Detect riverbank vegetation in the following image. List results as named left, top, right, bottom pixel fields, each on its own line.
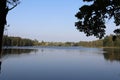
left=3, top=35, right=120, bottom=48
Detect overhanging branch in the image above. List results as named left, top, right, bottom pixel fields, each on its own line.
left=8, top=4, right=17, bottom=11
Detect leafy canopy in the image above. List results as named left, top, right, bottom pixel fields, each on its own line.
left=75, top=0, right=120, bottom=39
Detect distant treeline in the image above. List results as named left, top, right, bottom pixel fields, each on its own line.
left=78, top=35, right=120, bottom=47
left=3, top=35, right=120, bottom=47
left=3, top=35, right=39, bottom=46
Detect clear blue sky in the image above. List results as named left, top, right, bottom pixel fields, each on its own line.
left=5, top=0, right=116, bottom=42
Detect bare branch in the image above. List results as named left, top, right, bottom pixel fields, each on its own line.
left=7, top=0, right=20, bottom=11
left=8, top=4, right=17, bottom=11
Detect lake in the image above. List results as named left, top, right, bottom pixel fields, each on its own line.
left=0, top=46, right=120, bottom=80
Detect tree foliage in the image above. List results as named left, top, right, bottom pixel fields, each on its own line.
left=75, top=0, right=120, bottom=39
left=3, top=35, right=120, bottom=47
left=78, top=35, right=120, bottom=47
left=3, top=35, right=39, bottom=46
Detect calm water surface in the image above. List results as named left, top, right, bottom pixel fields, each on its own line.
left=0, top=46, right=120, bottom=80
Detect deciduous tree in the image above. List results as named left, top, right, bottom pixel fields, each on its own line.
left=75, top=0, right=120, bottom=39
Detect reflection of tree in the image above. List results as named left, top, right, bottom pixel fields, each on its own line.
left=0, top=48, right=38, bottom=74
left=103, top=48, right=120, bottom=62
left=0, top=61, right=1, bottom=73
left=2, top=49, right=37, bottom=55
left=0, top=51, right=2, bottom=74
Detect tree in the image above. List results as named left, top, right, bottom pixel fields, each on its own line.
left=103, top=35, right=114, bottom=47
left=0, top=0, right=20, bottom=52
left=75, top=0, right=120, bottom=39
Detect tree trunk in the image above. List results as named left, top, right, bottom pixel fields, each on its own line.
left=0, top=0, right=8, bottom=53
left=0, top=24, right=4, bottom=53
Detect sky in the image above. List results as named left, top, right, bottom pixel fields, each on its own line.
left=5, top=0, right=116, bottom=42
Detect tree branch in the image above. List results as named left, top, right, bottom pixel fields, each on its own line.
left=8, top=4, right=17, bottom=11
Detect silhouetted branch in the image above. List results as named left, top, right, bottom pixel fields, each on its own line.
left=8, top=4, right=17, bottom=11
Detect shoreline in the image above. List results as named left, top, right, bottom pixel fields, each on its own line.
left=100, top=47, right=120, bottom=49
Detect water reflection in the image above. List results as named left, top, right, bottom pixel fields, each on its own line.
left=0, top=47, right=120, bottom=80
left=0, top=51, right=2, bottom=74
left=0, top=61, right=1, bottom=73
left=2, top=48, right=38, bottom=57
left=0, top=48, right=38, bottom=75
left=1, top=47, right=120, bottom=62
left=103, top=48, right=120, bottom=62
